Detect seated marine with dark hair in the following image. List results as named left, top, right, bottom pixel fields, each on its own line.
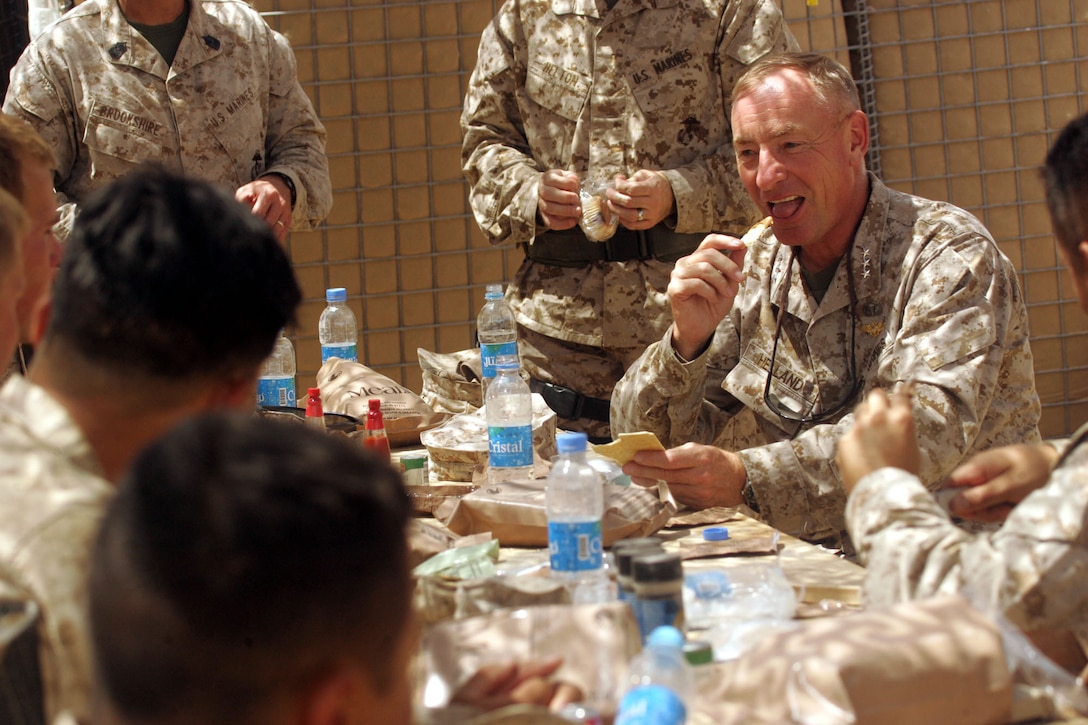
left=0, top=167, right=301, bottom=723
left=90, top=413, right=417, bottom=725
left=89, top=413, right=583, bottom=725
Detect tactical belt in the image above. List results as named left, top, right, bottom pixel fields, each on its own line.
left=524, top=226, right=702, bottom=267
left=529, top=378, right=611, bottom=422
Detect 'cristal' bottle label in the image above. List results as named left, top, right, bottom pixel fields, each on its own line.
left=321, top=342, right=358, bottom=363
left=481, top=340, right=518, bottom=379
left=257, top=377, right=296, bottom=407
left=548, top=520, right=603, bottom=573
left=488, top=424, right=533, bottom=468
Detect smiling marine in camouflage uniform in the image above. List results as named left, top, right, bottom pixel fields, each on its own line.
left=611, top=53, right=1041, bottom=549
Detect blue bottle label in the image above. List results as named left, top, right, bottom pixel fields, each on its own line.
left=488, top=424, right=533, bottom=468
left=633, top=596, right=684, bottom=644
left=257, top=377, right=296, bottom=407
left=481, top=341, right=518, bottom=379
left=615, top=684, right=686, bottom=725
left=321, top=342, right=358, bottom=363
left=548, top=520, right=603, bottom=573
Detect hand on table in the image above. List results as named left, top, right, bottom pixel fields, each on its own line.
left=837, top=387, right=919, bottom=494
left=451, top=657, right=582, bottom=713
left=607, top=169, right=675, bottom=229
left=940, top=442, right=1059, bottom=523
left=666, top=234, right=746, bottom=361
left=622, top=442, right=745, bottom=509
left=237, top=175, right=293, bottom=242
left=537, top=169, right=582, bottom=231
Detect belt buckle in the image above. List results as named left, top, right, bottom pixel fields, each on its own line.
left=603, top=230, right=652, bottom=262
left=543, top=381, right=583, bottom=420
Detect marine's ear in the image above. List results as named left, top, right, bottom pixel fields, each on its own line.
left=1077, top=239, right=1088, bottom=271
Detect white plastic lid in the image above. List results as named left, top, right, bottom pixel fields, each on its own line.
left=556, top=431, right=588, bottom=454
left=326, top=287, right=347, bottom=303
left=484, top=283, right=504, bottom=299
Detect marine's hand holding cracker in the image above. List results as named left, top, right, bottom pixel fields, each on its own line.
left=666, top=218, right=766, bottom=362
left=623, top=442, right=747, bottom=511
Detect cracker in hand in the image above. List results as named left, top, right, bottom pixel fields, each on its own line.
left=591, top=431, right=665, bottom=465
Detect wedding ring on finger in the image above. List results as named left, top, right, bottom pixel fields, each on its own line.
left=275, top=220, right=286, bottom=228
left=637, top=208, right=645, bottom=222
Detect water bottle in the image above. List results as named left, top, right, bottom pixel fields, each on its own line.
left=477, top=283, right=518, bottom=394
left=615, top=626, right=694, bottom=725
left=318, top=287, right=358, bottom=363
left=257, top=329, right=296, bottom=408
left=486, top=357, right=534, bottom=484
left=547, top=431, right=605, bottom=596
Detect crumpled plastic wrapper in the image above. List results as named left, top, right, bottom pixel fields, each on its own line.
left=433, top=478, right=677, bottom=547
left=578, top=178, right=619, bottom=242
left=317, top=358, right=449, bottom=446
left=420, top=602, right=640, bottom=717
left=420, top=394, right=557, bottom=482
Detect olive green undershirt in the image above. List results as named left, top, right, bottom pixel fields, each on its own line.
left=129, top=3, right=190, bottom=67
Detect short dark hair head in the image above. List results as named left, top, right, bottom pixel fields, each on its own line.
left=732, top=52, right=862, bottom=117
left=45, top=167, right=300, bottom=381
left=1043, top=112, right=1088, bottom=261
left=89, top=413, right=413, bottom=725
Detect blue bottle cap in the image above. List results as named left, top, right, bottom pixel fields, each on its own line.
left=556, top=431, right=588, bottom=454
left=702, top=526, right=730, bottom=541
left=647, top=625, right=684, bottom=649
left=326, top=287, right=347, bottom=302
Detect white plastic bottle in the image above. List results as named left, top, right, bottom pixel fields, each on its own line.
left=256, top=330, right=296, bottom=408
left=546, top=431, right=606, bottom=599
left=615, top=626, right=694, bottom=725
left=318, top=287, right=358, bottom=363
left=477, top=283, right=518, bottom=394
left=486, top=357, right=534, bottom=484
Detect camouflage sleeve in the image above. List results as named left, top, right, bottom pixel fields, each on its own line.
left=739, top=230, right=1038, bottom=534
left=16, top=504, right=104, bottom=723
left=610, top=327, right=740, bottom=445
left=262, top=27, right=331, bottom=229
left=846, top=461, right=1088, bottom=636
left=660, top=0, right=798, bottom=234
left=459, top=8, right=543, bottom=247
left=2, top=43, right=81, bottom=237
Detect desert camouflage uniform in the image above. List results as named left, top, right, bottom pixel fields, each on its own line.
left=846, top=425, right=1088, bottom=660
left=611, top=175, right=1041, bottom=542
left=2, top=0, right=331, bottom=236
left=461, top=0, right=797, bottom=438
left=0, top=375, right=111, bottom=724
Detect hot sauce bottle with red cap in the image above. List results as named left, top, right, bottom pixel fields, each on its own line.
left=364, top=398, right=390, bottom=461
left=305, top=387, right=326, bottom=431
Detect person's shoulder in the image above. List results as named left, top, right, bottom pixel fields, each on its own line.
left=24, top=0, right=104, bottom=49
left=880, top=180, right=995, bottom=249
